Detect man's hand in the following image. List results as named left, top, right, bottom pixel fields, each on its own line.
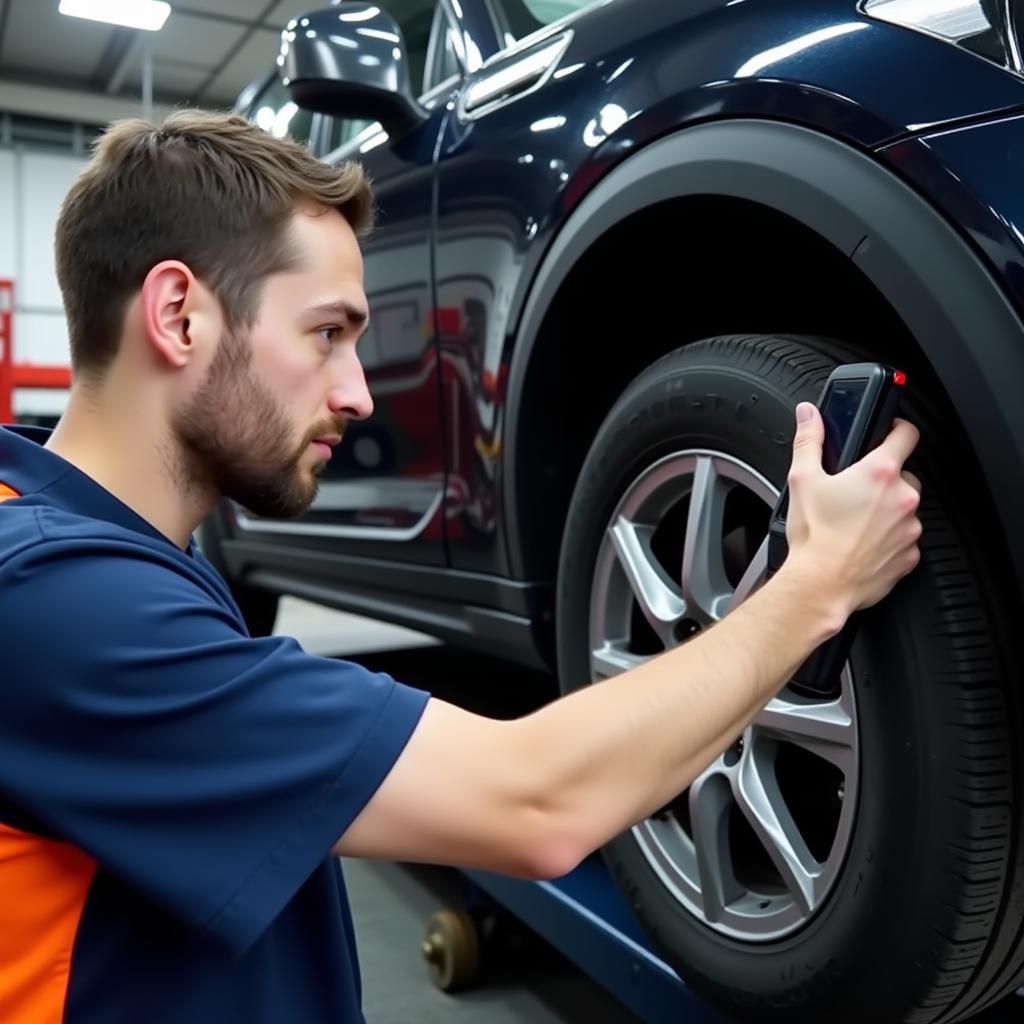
left=783, top=402, right=923, bottom=617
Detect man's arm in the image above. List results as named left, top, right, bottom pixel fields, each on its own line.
left=336, top=406, right=922, bottom=878
left=336, top=560, right=841, bottom=878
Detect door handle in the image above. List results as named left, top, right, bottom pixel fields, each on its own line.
left=458, top=31, right=573, bottom=120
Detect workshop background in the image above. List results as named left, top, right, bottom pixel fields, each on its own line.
left=7, top=1, right=1024, bottom=1023
left=0, top=0, right=295, bottom=422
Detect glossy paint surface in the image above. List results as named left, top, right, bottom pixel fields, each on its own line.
left=434, top=0, right=1024, bottom=575
left=245, top=0, right=1024, bottom=582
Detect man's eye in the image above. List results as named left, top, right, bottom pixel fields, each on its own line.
left=318, top=326, right=343, bottom=346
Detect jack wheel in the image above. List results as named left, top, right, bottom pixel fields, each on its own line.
left=421, top=909, right=482, bottom=992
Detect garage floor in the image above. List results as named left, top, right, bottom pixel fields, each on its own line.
left=275, top=598, right=1024, bottom=1024
left=345, top=858, right=640, bottom=1023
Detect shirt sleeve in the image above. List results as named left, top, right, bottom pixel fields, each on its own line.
left=0, top=532, right=431, bottom=957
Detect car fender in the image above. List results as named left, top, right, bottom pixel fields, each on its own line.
left=503, top=118, right=1024, bottom=590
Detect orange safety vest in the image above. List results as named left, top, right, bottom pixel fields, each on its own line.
left=0, top=479, right=99, bottom=1022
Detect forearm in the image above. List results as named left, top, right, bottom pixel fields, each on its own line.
left=339, top=562, right=854, bottom=878
left=512, top=559, right=845, bottom=866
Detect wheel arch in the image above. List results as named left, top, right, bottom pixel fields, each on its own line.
left=503, top=118, right=1024, bottom=598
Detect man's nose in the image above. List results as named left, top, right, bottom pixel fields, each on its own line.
left=326, top=348, right=373, bottom=422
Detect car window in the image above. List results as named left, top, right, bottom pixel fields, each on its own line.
left=387, top=0, right=438, bottom=94
left=495, top=0, right=598, bottom=39
left=249, top=75, right=316, bottom=147
left=425, top=2, right=462, bottom=90
left=324, top=116, right=380, bottom=154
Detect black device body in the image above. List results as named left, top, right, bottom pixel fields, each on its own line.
left=767, top=363, right=906, bottom=693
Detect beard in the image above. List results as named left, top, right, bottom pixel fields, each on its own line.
left=172, top=327, right=337, bottom=519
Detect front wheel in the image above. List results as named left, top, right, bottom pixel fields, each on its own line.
left=555, top=335, right=1024, bottom=1023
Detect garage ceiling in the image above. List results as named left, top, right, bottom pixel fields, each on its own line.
left=0, top=0, right=315, bottom=118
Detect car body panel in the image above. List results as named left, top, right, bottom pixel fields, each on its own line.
left=878, top=110, right=1024, bottom=318
left=232, top=0, right=1024, bottom=660
left=498, top=115, right=1024, bottom=589
left=433, top=0, right=1024, bottom=577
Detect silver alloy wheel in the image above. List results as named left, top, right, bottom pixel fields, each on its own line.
left=589, top=450, right=859, bottom=942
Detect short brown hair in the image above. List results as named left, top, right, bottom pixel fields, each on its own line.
left=55, top=108, right=374, bottom=377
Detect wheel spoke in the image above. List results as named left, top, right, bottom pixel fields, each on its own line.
left=590, top=449, right=856, bottom=940
left=688, top=771, right=740, bottom=923
left=681, top=457, right=733, bottom=622
left=609, top=516, right=685, bottom=645
left=735, top=747, right=821, bottom=916
left=753, top=693, right=855, bottom=772
left=591, top=642, right=647, bottom=679
left=725, top=536, right=769, bottom=614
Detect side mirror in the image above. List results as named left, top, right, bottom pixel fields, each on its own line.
left=279, top=5, right=427, bottom=139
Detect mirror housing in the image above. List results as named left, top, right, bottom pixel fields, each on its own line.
left=279, top=4, right=427, bottom=139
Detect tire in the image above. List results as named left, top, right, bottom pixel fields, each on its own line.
left=555, top=335, right=1024, bottom=1023
left=196, top=506, right=280, bottom=638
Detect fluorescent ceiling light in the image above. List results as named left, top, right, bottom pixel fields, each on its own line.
left=59, top=0, right=172, bottom=32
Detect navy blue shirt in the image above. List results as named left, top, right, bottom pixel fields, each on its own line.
left=0, top=425, right=430, bottom=1023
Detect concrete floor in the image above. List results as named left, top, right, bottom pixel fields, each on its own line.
left=345, top=858, right=641, bottom=1023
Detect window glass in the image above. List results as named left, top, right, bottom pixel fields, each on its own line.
left=495, top=0, right=598, bottom=39
left=325, top=117, right=380, bottom=154
left=250, top=75, right=315, bottom=147
left=427, top=10, right=462, bottom=88
left=388, top=0, right=438, bottom=94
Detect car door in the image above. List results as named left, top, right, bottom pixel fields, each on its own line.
left=233, top=1, right=463, bottom=570
left=432, top=0, right=599, bottom=576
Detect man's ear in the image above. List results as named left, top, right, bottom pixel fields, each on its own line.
left=140, top=261, right=214, bottom=369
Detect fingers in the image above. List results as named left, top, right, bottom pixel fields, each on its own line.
left=789, top=403, right=824, bottom=476
left=902, top=470, right=922, bottom=494
left=874, top=418, right=920, bottom=467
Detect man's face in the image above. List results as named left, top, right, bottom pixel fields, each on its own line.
left=174, top=207, right=372, bottom=518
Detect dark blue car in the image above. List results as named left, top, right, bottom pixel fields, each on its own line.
left=212, top=2, right=1024, bottom=1020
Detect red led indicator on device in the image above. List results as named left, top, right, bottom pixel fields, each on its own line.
left=894, top=370, right=907, bottom=386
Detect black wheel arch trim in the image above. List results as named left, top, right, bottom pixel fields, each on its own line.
left=503, top=118, right=1024, bottom=593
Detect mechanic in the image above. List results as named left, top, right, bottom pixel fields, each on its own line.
left=0, top=110, right=922, bottom=1023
